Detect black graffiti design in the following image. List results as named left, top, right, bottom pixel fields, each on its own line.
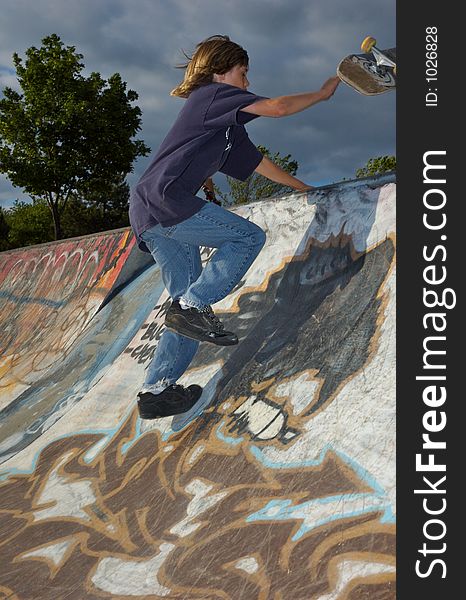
left=187, top=234, right=395, bottom=444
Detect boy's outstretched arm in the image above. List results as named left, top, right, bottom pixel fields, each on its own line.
left=255, top=156, right=313, bottom=191
left=242, top=76, right=340, bottom=118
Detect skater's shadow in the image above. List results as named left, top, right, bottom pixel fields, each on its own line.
left=186, top=181, right=395, bottom=438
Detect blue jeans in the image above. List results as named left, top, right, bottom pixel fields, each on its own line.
left=140, top=202, right=266, bottom=390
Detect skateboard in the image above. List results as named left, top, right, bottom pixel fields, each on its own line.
left=337, top=36, right=396, bottom=96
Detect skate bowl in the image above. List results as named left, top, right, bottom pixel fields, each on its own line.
left=0, top=173, right=396, bottom=599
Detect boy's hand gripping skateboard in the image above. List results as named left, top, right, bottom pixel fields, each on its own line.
left=337, top=36, right=396, bottom=96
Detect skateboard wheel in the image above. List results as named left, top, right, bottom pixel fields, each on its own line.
left=361, top=36, right=376, bottom=53
left=393, top=65, right=397, bottom=76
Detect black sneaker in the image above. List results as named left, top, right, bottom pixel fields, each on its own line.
left=164, top=300, right=239, bottom=346
left=137, top=384, right=203, bottom=419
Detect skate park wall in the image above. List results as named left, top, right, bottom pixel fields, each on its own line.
left=0, top=173, right=396, bottom=599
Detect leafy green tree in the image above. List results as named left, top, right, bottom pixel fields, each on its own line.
left=216, top=145, right=299, bottom=206
left=3, top=199, right=54, bottom=248
left=0, top=34, right=150, bottom=240
left=356, top=155, right=396, bottom=178
left=86, top=175, right=130, bottom=227
left=61, top=177, right=130, bottom=238
left=0, top=207, right=11, bottom=251
left=1, top=181, right=131, bottom=251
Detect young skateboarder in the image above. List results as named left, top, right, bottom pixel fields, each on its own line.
left=129, top=35, right=339, bottom=419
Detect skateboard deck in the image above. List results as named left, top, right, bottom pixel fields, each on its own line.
left=338, top=37, right=396, bottom=96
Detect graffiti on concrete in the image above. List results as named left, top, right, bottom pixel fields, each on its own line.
left=194, top=235, right=395, bottom=445
left=0, top=231, right=135, bottom=404
left=0, top=179, right=396, bottom=598
left=0, top=407, right=395, bottom=599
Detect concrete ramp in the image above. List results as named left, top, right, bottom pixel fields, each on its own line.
left=0, top=174, right=396, bottom=599
left=0, top=229, right=152, bottom=406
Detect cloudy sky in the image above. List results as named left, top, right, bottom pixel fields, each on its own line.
left=0, top=0, right=395, bottom=209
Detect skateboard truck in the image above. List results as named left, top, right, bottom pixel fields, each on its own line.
left=361, top=36, right=397, bottom=73
left=337, top=38, right=396, bottom=95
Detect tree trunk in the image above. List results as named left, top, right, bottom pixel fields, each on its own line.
left=50, top=200, right=62, bottom=240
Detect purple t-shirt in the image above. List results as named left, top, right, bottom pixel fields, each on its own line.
left=129, top=82, right=267, bottom=252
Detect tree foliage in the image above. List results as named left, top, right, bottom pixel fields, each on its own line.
left=1, top=180, right=130, bottom=251
left=217, top=145, right=299, bottom=206
left=61, top=177, right=130, bottom=238
left=0, top=34, right=150, bottom=240
left=0, top=208, right=11, bottom=251
left=356, top=155, right=396, bottom=178
left=2, top=199, right=54, bottom=249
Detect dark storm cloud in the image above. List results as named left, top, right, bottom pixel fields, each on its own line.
left=0, top=0, right=395, bottom=207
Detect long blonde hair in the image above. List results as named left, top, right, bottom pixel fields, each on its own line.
left=171, top=35, right=249, bottom=98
